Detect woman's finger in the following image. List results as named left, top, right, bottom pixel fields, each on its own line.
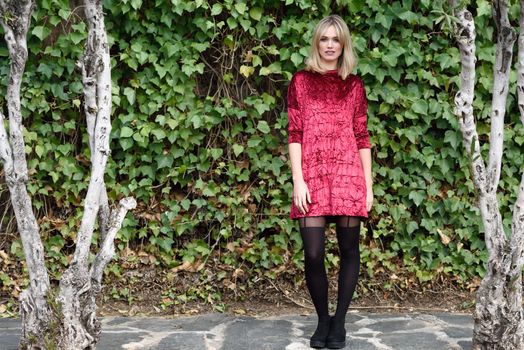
left=301, top=195, right=308, bottom=213
left=301, top=192, right=309, bottom=213
left=295, top=194, right=303, bottom=214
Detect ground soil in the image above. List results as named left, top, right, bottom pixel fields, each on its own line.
left=95, top=264, right=476, bottom=318
left=1, top=247, right=477, bottom=318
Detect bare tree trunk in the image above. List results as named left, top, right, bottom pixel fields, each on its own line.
left=0, top=1, right=136, bottom=348
left=0, top=1, right=52, bottom=348
left=55, top=1, right=136, bottom=349
left=450, top=0, right=524, bottom=348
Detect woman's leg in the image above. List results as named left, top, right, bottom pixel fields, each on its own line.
left=299, top=216, right=329, bottom=348
left=333, top=215, right=360, bottom=320
left=327, top=216, right=361, bottom=348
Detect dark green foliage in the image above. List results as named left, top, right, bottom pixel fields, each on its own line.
left=1, top=0, right=520, bottom=286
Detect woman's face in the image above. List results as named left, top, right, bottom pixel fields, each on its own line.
left=318, top=25, right=342, bottom=67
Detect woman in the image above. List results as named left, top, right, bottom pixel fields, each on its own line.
left=287, top=15, right=373, bottom=349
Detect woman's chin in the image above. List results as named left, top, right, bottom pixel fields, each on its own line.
left=320, top=57, right=340, bottom=64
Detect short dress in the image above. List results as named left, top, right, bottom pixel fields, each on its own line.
left=287, top=69, right=371, bottom=220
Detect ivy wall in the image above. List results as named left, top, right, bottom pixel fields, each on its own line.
left=1, top=0, right=523, bottom=287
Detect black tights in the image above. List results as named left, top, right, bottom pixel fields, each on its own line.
left=299, top=216, right=360, bottom=323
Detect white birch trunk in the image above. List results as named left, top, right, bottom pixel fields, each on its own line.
left=0, top=0, right=136, bottom=348
left=0, top=2, right=52, bottom=348
left=55, top=1, right=136, bottom=348
left=450, top=0, right=524, bottom=348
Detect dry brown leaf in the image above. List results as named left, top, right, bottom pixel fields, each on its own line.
left=184, top=308, right=199, bottom=314
left=437, top=229, right=451, bottom=245
left=0, top=250, right=10, bottom=265
left=232, top=268, right=244, bottom=279
left=121, top=247, right=135, bottom=258
left=226, top=281, right=237, bottom=291
left=244, top=50, right=253, bottom=63
left=195, top=262, right=205, bottom=272
left=171, top=260, right=192, bottom=273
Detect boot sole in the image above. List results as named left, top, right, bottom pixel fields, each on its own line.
left=326, top=340, right=346, bottom=349
left=310, top=339, right=326, bottom=348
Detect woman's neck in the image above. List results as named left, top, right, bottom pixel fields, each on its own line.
left=320, top=60, right=338, bottom=71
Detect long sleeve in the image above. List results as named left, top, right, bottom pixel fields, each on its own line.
left=353, top=78, right=371, bottom=149
left=287, top=74, right=303, bottom=144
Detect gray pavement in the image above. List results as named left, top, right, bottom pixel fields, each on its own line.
left=0, top=312, right=473, bottom=349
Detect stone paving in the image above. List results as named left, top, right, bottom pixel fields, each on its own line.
left=0, top=312, right=473, bottom=349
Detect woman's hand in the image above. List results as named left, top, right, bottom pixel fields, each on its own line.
left=366, top=186, right=373, bottom=212
left=293, top=179, right=311, bottom=214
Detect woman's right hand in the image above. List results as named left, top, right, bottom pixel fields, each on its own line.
left=293, top=179, right=311, bottom=214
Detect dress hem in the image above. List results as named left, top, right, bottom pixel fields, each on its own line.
left=290, top=212, right=369, bottom=220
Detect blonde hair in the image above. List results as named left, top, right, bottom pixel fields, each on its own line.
left=305, top=15, right=357, bottom=80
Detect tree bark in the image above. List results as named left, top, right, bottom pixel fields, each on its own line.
left=55, top=1, right=136, bottom=349
left=0, top=2, right=52, bottom=348
left=450, top=0, right=524, bottom=348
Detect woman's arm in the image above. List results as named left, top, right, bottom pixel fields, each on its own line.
left=287, top=73, right=310, bottom=214
left=353, top=78, right=373, bottom=212
left=358, top=148, right=373, bottom=212
left=289, top=143, right=310, bottom=214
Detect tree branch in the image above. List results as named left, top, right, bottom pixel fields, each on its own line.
left=452, top=9, right=487, bottom=193
left=91, top=197, right=137, bottom=285
left=98, top=190, right=110, bottom=242
left=72, top=0, right=113, bottom=266
left=451, top=5, right=507, bottom=258
left=487, top=0, right=517, bottom=193
left=0, top=111, right=14, bottom=178
left=511, top=0, right=524, bottom=281
left=0, top=0, right=32, bottom=184
left=79, top=24, right=110, bottom=244
left=0, top=0, right=50, bottom=317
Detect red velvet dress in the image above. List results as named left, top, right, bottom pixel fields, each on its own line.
left=287, top=69, right=371, bottom=220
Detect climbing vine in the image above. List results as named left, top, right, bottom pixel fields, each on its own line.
left=1, top=0, right=522, bottom=309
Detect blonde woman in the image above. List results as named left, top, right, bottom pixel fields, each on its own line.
left=287, top=15, right=373, bottom=349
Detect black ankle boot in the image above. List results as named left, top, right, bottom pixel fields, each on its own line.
left=326, top=316, right=346, bottom=349
left=310, top=316, right=331, bottom=348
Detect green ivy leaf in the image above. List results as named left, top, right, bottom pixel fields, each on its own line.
left=232, top=144, right=244, bottom=156
left=409, top=191, right=425, bottom=207
left=123, top=87, right=136, bottom=105
left=235, top=3, right=247, bottom=15
left=249, top=7, right=262, bottom=21
left=406, top=221, right=419, bottom=234
left=35, top=145, right=45, bottom=158
left=32, top=26, right=50, bottom=40
left=290, top=53, right=303, bottom=67
left=211, top=3, right=223, bottom=15
left=257, top=121, right=270, bottom=134
left=120, top=126, right=134, bottom=138
left=412, top=100, right=428, bottom=114
left=130, top=0, right=142, bottom=10
left=240, top=65, right=254, bottom=78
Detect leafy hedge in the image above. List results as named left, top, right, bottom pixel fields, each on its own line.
left=1, top=0, right=522, bottom=290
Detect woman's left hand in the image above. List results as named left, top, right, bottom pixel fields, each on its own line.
left=366, top=186, right=373, bottom=212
